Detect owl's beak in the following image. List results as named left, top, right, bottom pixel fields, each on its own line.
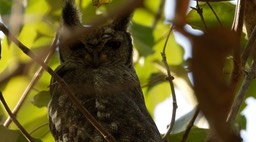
left=92, top=52, right=100, bottom=68
left=91, top=52, right=107, bottom=68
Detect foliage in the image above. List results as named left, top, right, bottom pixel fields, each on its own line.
left=0, top=0, right=254, bottom=141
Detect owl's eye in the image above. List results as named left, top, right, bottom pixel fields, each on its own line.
left=105, top=40, right=121, bottom=50
left=70, top=42, right=84, bottom=51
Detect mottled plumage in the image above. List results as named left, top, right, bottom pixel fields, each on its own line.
left=48, top=0, right=163, bottom=141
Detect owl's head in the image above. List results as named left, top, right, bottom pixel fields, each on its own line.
left=59, top=1, right=133, bottom=68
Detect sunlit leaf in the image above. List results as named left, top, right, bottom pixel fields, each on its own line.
left=187, top=2, right=235, bottom=30
left=145, top=82, right=171, bottom=117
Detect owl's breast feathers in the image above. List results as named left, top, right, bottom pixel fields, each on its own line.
left=48, top=65, right=164, bottom=142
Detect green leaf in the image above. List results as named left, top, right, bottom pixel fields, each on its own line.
left=0, top=0, right=12, bottom=15
left=187, top=2, right=235, bottom=30
left=31, top=91, right=51, bottom=108
left=131, top=22, right=154, bottom=57
left=168, top=127, right=208, bottom=142
left=0, top=125, right=28, bottom=142
left=238, top=114, right=246, bottom=130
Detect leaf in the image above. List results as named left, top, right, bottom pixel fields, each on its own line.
left=187, top=2, right=235, bottom=30
left=145, top=82, right=171, bottom=117
left=238, top=114, right=247, bottom=130
left=168, top=127, right=208, bottom=142
left=31, top=91, right=51, bottom=108
left=0, top=125, right=28, bottom=142
left=0, top=0, right=12, bottom=15
left=171, top=107, right=202, bottom=134
left=190, top=27, right=240, bottom=141
left=131, top=22, right=154, bottom=57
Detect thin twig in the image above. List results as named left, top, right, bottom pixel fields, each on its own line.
left=161, top=25, right=178, bottom=140
left=181, top=106, right=200, bottom=142
left=206, top=2, right=222, bottom=26
left=4, top=33, right=59, bottom=127
left=191, top=1, right=208, bottom=31
left=0, top=23, right=116, bottom=142
left=0, top=92, right=34, bottom=142
left=152, top=0, right=166, bottom=29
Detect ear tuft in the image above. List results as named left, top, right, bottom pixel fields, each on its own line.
left=112, top=13, right=132, bottom=31
left=62, top=0, right=81, bottom=26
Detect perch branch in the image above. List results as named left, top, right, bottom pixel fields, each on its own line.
left=0, top=23, right=116, bottom=142
left=161, top=25, right=178, bottom=140
left=0, top=92, right=34, bottom=142
left=4, top=33, right=59, bottom=127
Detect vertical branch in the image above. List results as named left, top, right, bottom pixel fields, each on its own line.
left=4, top=33, right=59, bottom=127
left=0, top=92, right=34, bottom=142
left=161, top=25, right=178, bottom=140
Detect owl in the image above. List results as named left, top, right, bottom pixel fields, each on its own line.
left=48, top=0, right=164, bottom=142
